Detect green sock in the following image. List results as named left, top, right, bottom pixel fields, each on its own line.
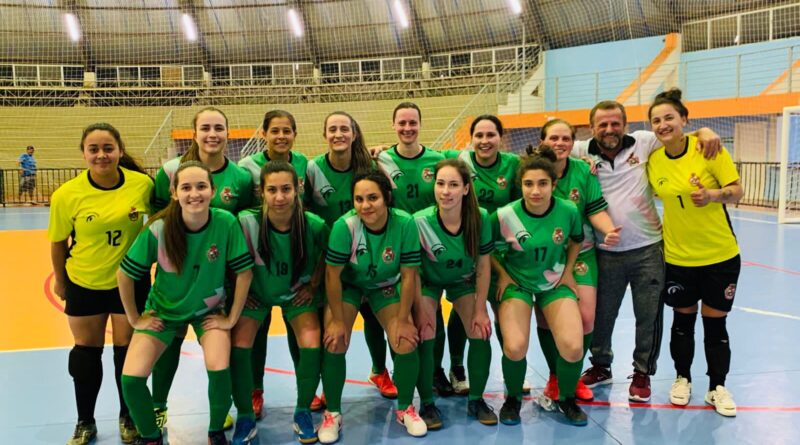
left=447, top=310, right=467, bottom=369
left=121, top=375, right=160, bottom=439
left=207, top=368, right=233, bottom=431
left=557, top=355, right=583, bottom=401
left=392, top=350, right=420, bottom=410
left=295, top=348, right=321, bottom=413
left=286, top=319, right=301, bottom=367
left=251, top=324, right=268, bottom=391
left=230, top=347, right=255, bottom=420
left=467, top=338, right=491, bottom=401
left=361, top=303, right=387, bottom=374
left=416, top=340, right=435, bottom=404
left=151, top=336, right=183, bottom=409
left=433, top=307, right=446, bottom=370
left=537, top=327, right=558, bottom=375
left=321, top=351, right=346, bottom=413
left=494, top=321, right=504, bottom=349
left=583, top=332, right=594, bottom=358
left=501, top=354, right=526, bottom=398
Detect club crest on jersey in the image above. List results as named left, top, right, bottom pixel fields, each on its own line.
left=432, top=243, right=446, bottom=256
left=574, top=261, right=588, bottom=276
left=689, top=173, right=701, bottom=187
left=724, top=284, right=737, bottom=300
left=320, top=184, right=335, bottom=199
left=515, top=230, right=531, bottom=244
left=84, top=212, right=99, bottom=223
left=552, top=228, right=565, bottom=245
left=626, top=154, right=640, bottom=166
left=221, top=186, right=233, bottom=203
left=422, top=168, right=434, bottom=182
left=298, top=178, right=305, bottom=192
left=382, top=286, right=397, bottom=298
left=497, top=175, right=508, bottom=190
left=382, top=247, right=395, bottom=264
left=207, top=244, right=220, bottom=262
left=128, top=207, right=139, bottom=221
left=569, top=188, right=581, bottom=202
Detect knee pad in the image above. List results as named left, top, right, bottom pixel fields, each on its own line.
left=69, top=345, right=103, bottom=381
left=671, top=311, right=697, bottom=337
left=702, top=316, right=729, bottom=344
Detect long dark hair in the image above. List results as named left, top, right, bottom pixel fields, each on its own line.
left=351, top=169, right=394, bottom=208
left=435, top=158, right=481, bottom=262
left=148, top=161, right=214, bottom=274
left=80, top=122, right=147, bottom=175
left=519, top=144, right=558, bottom=182
left=182, top=107, right=228, bottom=162
left=469, top=114, right=504, bottom=137
left=259, top=161, right=307, bottom=284
left=324, top=111, right=372, bottom=175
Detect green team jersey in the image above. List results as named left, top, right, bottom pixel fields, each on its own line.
left=554, top=158, right=608, bottom=252
left=120, top=208, right=254, bottom=321
left=152, top=157, right=254, bottom=214
left=304, top=154, right=359, bottom=226
left=238, top=151, right=309, bottom=205
left=443, top=150, right=521, bottom=213
left=491, top=198, right=583, bottom=293
left=414, top=206, right=493, bottom=287
left=326, top=208, right=421, bottom=291
left=377, top=146, right=444, bottom=214
left=238, top=209, right=329, bottom=306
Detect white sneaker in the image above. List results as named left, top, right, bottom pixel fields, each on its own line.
left=317, top=411, right=342, bottom=444
left=522, top=379, right=532, bottom=394
left=669, top=377, right=692, bottom=406
left=396, top=405, right=427, bottom=437
left=705, top=385, right=737, bottom=417
left=449, top=367, right=470, bottom=396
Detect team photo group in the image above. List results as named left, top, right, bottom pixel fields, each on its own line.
left=51, top=88, right=744, bottom=445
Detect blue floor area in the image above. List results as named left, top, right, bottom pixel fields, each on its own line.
left=2, top=206, right=799, bottom=444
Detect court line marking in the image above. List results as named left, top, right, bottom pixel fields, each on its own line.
left=742, top=260, right=800, bottom=276
left=733, top=305, right=800, bottom=321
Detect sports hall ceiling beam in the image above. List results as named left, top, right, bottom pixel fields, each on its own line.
left=408, top=0, right=431, bottom=62
left=292, top=0, right=322, bottom=66
left=523, top=0, right=551, bottom=50
left=60, top=0, right=96, bottom=71
left=179, top=0, right=213, bottom=69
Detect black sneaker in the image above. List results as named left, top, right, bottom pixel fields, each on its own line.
left=208, top=430, right=229, bottom=445
left=499, top=396, right=521, bottom=425
left=66, top=420, right=97, bottom=445
left=556, top=398, right=588, bottom=426
left=467, top=399, right=498, bottom=425
left=419, top=403, right=443, bottom=430
left=433, top=367, right=454, bottom=397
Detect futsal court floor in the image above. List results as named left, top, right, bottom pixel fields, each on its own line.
left=1, top=206, right=798, bottom=444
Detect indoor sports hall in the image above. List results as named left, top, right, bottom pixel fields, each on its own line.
left=1, top=1, right=799, bottom=444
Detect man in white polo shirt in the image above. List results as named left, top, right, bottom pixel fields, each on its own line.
left=572, top=100, right=719, bottom=402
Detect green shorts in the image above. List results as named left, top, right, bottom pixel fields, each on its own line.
left=535, top=285, right=578, bottom=308
left=573, top=249, right=598, bottom=287
left=136, top=315, right=211, bottom=345
left=341, top=284, right=400, bottom=314
left=421, top=282, right=474, bottom=303
left=241, top=291, right=321, bottom=323
left=499, top=283, right=534, bottom=307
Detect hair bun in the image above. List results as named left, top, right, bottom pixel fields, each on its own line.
left=658, top=88, right=683, bottom=101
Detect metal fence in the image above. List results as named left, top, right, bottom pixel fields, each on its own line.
left=0, top=162, right=789, bottom=209
left=0, top=167, right=159, bottom=206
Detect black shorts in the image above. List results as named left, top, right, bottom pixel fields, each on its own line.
left=64, top=274, right=149, bottom=316
left=662, top=255, right=740, bottom=312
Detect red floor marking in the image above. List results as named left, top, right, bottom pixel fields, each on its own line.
left=178, top=350, right=800, bottom=413
left=742, top=260, right=800, bottom=276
